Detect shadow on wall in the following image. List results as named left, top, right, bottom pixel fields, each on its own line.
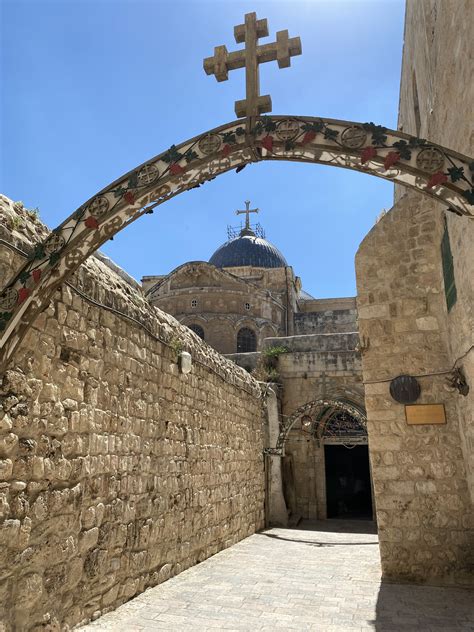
left=373, top=581, right=474, bottom=630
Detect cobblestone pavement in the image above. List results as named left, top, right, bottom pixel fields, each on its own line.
left=80, top=521, right=474, bottom=631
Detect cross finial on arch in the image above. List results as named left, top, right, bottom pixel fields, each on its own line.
left=203, top=12, right=302, bottom=128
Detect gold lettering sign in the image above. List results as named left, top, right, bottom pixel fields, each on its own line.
left=405, top=404, right=446, bottom=425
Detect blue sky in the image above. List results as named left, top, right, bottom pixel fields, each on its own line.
left=1, top=0, right=405, bottom=298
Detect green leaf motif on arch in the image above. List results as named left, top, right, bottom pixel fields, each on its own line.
left=162, top=145, right=183, bottom=164
left=302, top=122, right=324, bottom=133
left=392, top=140, right=412, bottom=160
left=463, top=188, right=474, bottom=204
left=447, top=166, right=464, bottom=183
left=0, top=312, right=13, bottom=331
left=184, top=150, right=199, bottom=164
left=323, top=128, right=339, bottom=141
left=363, top=122, right=388, bottom=146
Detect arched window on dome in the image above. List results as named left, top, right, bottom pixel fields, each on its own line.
left=188, top=324, right=205, bottom=340
left=237, top=327, right=257, bottom=353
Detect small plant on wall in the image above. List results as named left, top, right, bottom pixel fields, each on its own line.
left=252, top=345, right=288, bottom=382
left=170, top=336, right=184, bottom=361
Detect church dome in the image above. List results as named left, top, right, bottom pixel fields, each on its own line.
left=209, top=229, right=288, bottom=269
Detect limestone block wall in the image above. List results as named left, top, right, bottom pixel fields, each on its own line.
left=294, top=309, right=358, bottom=335
left=295, top=298, right=358, bottom=335
left=398, top=0, right=474, bottom=504
left=264, top=333, right=363, bottom=416
left=355, top=191, right=473, bottom=585
left=0, top=197, right=266, bottom=629
left=264, top=333, right=363, bottom=520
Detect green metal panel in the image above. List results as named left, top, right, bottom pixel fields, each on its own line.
left=441, top=224, right=457, bottom=312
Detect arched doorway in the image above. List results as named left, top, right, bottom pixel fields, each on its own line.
left=275, top=397, right=373, bottom=522
left=321, top=410, right=373, bottom=520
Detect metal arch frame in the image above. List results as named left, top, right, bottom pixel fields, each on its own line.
left=269, top=396, right=367, bottom=455
left=1, top=114, right=473, bottom=371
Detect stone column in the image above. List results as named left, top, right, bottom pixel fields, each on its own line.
left=264, top=385, right=288, bottom=526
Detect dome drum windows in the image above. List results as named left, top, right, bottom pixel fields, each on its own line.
left=244, top=302, right=251, bottom=311
left=188, top=323, right=205, bottom=340
left=191, top=298, right=198, bottom=308
left=237, top=327, right=257, bottom=353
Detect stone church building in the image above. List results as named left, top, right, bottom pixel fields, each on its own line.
left=0, top=1, right=472, bottom=628
left=142, top=209, right=369, bottom=523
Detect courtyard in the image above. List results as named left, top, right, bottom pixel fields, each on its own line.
left=81, top=522, right=474, bottom=631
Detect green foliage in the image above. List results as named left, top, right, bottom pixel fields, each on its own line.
left=11, top=215, right=24, bottom=230
left=251, top=346, right=288, bottom=383
left=170, top=337, right=184, bottom=360
left=26, top=207, right=40, bottom=220
left=263, top=345, right=289, bottom=358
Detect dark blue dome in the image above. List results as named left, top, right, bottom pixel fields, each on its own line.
left=209, top=230, right=287, bottom=268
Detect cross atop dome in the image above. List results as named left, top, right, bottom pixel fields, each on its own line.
left=236, top=200, right=259, bottom=235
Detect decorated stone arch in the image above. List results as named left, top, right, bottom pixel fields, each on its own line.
left=1, top=11, right=473, bottom=371
left=269, top=393, right=367, bottom=455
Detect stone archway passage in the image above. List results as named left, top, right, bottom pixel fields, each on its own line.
left=270, top=396, right=367, bottom=455
left=1, top=115, right=473, bottom=370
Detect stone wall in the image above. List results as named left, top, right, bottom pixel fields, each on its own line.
left=398, top=0, right=474, bottom=504
left=355, top=191, right=473, bottom=585
left=0, top=196, right=266, bottom=629
left=294, top=307, right=358, bottom=335
left=264, top=333, right=364, bottom=520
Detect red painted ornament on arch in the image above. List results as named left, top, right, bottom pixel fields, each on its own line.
left=261, top=135, right=274, bottom=152
left=360, top=146, right=377, bottom=164
left=221, top=144, right=232, bottom=158
left=301, top=131, right=316, bottom=145
left=384, top=151, right=401, bottom=170
left=427, top=171, right=448, bottom=189
left=85, top=216, right=99, bottom=229
left=32, top=269, right=42, bottom=284
left=124, top=191, right=135, bottom=205
left=17, top=288, right=30, bottom=304
left=170, top=163, right=185, bottom=175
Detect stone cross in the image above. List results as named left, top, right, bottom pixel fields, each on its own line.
left=203, top=12, right=302, bottom=122
left=236, top=200, right=259, bottom=229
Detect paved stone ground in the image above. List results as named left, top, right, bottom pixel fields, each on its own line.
left=80, top=521, right=474, bottom=631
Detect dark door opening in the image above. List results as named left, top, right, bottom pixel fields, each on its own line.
left=325, top=444, right=373, bottom=519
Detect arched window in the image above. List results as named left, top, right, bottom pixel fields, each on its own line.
left=188, top=323, right=205, bottom=340
left=237, top=327, right=256, bottom=353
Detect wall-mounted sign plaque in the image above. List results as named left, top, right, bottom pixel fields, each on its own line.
left=390, top=375, right=421, bottom=404
left=405, top=404, right=446, bottom=425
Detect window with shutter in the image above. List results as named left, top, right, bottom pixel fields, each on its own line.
left=441, top=222, right=457, bottom=312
